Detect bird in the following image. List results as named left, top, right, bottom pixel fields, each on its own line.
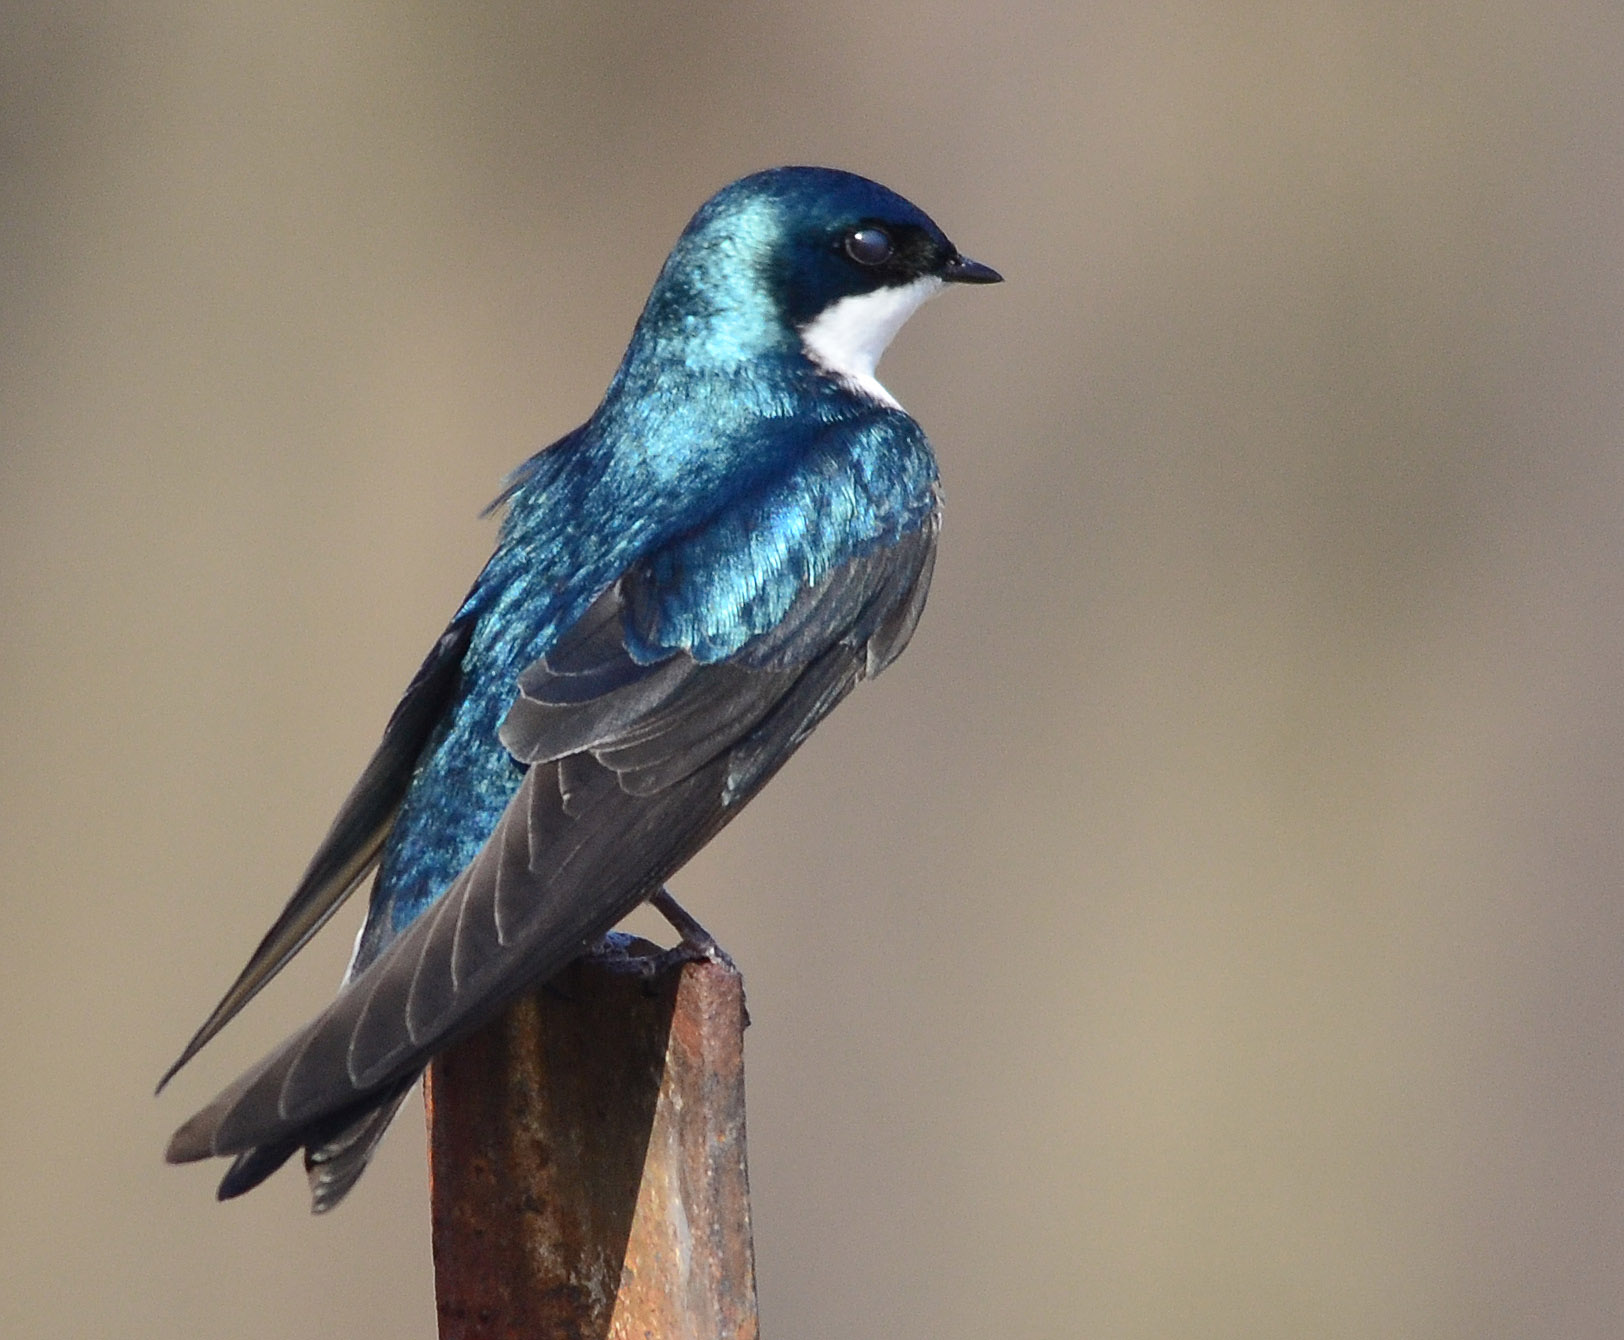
left=160, top=165, right=1000, bottom=1211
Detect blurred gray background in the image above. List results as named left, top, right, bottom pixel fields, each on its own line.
left=5, top=3, right=1624, bottom=1336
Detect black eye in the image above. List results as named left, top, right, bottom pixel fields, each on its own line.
left=843, top=227, right=893, bottom=266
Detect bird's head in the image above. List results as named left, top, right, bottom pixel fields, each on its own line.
left=623, top=166, right=1000, bottom=406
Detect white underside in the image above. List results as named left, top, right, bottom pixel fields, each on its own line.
left=799, top=276, right=943, bottom=409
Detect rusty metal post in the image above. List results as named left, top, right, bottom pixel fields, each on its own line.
left=424, top=937, right=759, bottom=1340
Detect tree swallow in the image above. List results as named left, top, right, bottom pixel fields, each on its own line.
left=161, top=166, right=1000, bottom=1210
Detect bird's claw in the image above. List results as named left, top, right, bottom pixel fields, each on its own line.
left=638, top=886, right=738, bottom=985
left=640, top=935, right=737, bottom=982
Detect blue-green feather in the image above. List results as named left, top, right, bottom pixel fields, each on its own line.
left=352, top=167, right=947, bottom=965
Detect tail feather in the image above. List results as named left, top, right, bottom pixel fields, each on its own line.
left=304, top=1081, right=414, bottom=1213
left=204, top=1079, right=415, bottom=1211
left=217, top=1138, right=301, bottom=1200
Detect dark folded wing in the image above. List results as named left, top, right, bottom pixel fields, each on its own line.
left=157, top=618, right=474, bottom=1091
left=167, top=517, right=937, bottom=1164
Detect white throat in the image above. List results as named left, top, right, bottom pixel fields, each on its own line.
left=799, top=276, right=943, bottom=409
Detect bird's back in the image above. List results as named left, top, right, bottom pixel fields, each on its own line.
left=353, top=395, right=938, bottom=973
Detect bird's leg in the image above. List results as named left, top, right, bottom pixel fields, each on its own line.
left=647, top=886, right=736, bottom=974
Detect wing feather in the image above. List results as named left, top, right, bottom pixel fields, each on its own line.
left=167, top=514, right=938, bottom=1173
left=157, top=619, right=473, bottom=1092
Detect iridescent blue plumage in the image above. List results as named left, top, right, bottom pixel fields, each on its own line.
left=363, top=401, right=939, bottom=955
left=360, top=170, right=949, bottom=956
left=163, top=166, right=998, bottom=1208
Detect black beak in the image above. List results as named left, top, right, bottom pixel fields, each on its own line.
left=942, top=253, right=1003, bottom=285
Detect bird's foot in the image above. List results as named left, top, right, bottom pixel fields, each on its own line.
left=645, top=887, right=737, bottom=977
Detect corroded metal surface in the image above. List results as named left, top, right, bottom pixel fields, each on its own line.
left=426, top=942, right=758, bottom=1340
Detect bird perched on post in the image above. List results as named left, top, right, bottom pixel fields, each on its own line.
left=160, top=166, right=1000, bottom=1210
